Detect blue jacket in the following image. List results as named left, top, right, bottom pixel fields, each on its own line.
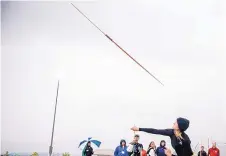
left=114, top=146, right=128, bottom=156
left=156, top=146, right=166, bottom=156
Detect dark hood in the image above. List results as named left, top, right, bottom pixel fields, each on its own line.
left=120, top=139, right=126, bottom=146
left=87, top=141, right=91, bottom=147
left=160, top=140, right=166, bottom=147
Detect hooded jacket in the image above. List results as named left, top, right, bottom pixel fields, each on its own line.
left=139, top=128, right=193, bottom=156
left=114, top=140, right=129, bottom=156
left=83, top=144, right=93, bottom=156
left=156, top=141, right=166, bottom=156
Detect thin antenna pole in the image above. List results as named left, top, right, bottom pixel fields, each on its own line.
left=133, top=124, right=136, bottom=135
left=71, top=3, right=164, bottom=86
left=49, top=80, right=60, bottom=156
left=208, top=138, right=210, bottom=150
left=193, top=142, right=199, bottom=154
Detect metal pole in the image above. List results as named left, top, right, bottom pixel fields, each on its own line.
left=49, top=80, right=60, bottom=156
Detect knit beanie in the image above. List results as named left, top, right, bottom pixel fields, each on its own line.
left=177, top=117, right=190, bottom=132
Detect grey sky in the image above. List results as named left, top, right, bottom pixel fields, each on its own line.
left=1, top=0, right=226, bottom=155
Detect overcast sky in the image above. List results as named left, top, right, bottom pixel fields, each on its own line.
left=1, top=0, right=226, bottom=155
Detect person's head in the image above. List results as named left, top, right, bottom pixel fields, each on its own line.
left=149, top=141, right=155, bottom=148
left=120, top=139, right=126, bottom=147
left=201, top=146, right=204, bottom=151
left=87, top=141, right=91, bottom=147
left=173, top=117, right=190, bottom=132
left=212, top=142, right=217, bottom=148
left=160, top=140, right=166, bottom=147
left=134, top=134, right=140, bottom=143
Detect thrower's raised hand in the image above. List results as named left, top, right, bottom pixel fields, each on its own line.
left=131, top=126, right=139, bottom=131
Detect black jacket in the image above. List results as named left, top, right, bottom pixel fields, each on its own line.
left=139, top=128, right=193, bottom=156
left=84, top=146, right=94, bottom=156
left=128, top=142, right=143, bottom=156
left=198, top=151, right=207, bottom=156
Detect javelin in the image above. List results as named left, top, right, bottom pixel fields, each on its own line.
left=71, top=3, right=164, bottom=86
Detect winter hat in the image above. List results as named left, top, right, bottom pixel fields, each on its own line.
left=177, top=117, right=190, bottom=132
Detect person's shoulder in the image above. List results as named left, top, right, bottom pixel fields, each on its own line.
left=137, top=143, right=143, bottom=148
left=182, top=131, right=189, bottom=137
left=181, top=132, right=191, bottom=142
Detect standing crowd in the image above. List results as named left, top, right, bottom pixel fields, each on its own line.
left=83, top=117, right=220, bottom=156
left=114, top=117, right=220, bottom=156
left=114, top=135, right=170, bottom=156
left=114, top=137, right=220, bottom=156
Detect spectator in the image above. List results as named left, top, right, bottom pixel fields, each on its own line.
left=208, top=142, right=220, bottom=156
left=198, top=146, right=207, bottom=156
left=147, top=141, right=156, bottom=156
left=127, top=134, right=143, bottom=156
left=141, top=149, right=147, bottom=156
left=83, top=141, right=94, bottom=156
left=156, top=140, right=167, bottom=156
left=114, top=139, right=128, bottom=156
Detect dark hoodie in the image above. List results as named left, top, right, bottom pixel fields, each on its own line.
left=83, top=142, right=94, bottom=156
left=139, top=128, right=193, bottom=156
left=156, top=140, right=166, bottom=156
